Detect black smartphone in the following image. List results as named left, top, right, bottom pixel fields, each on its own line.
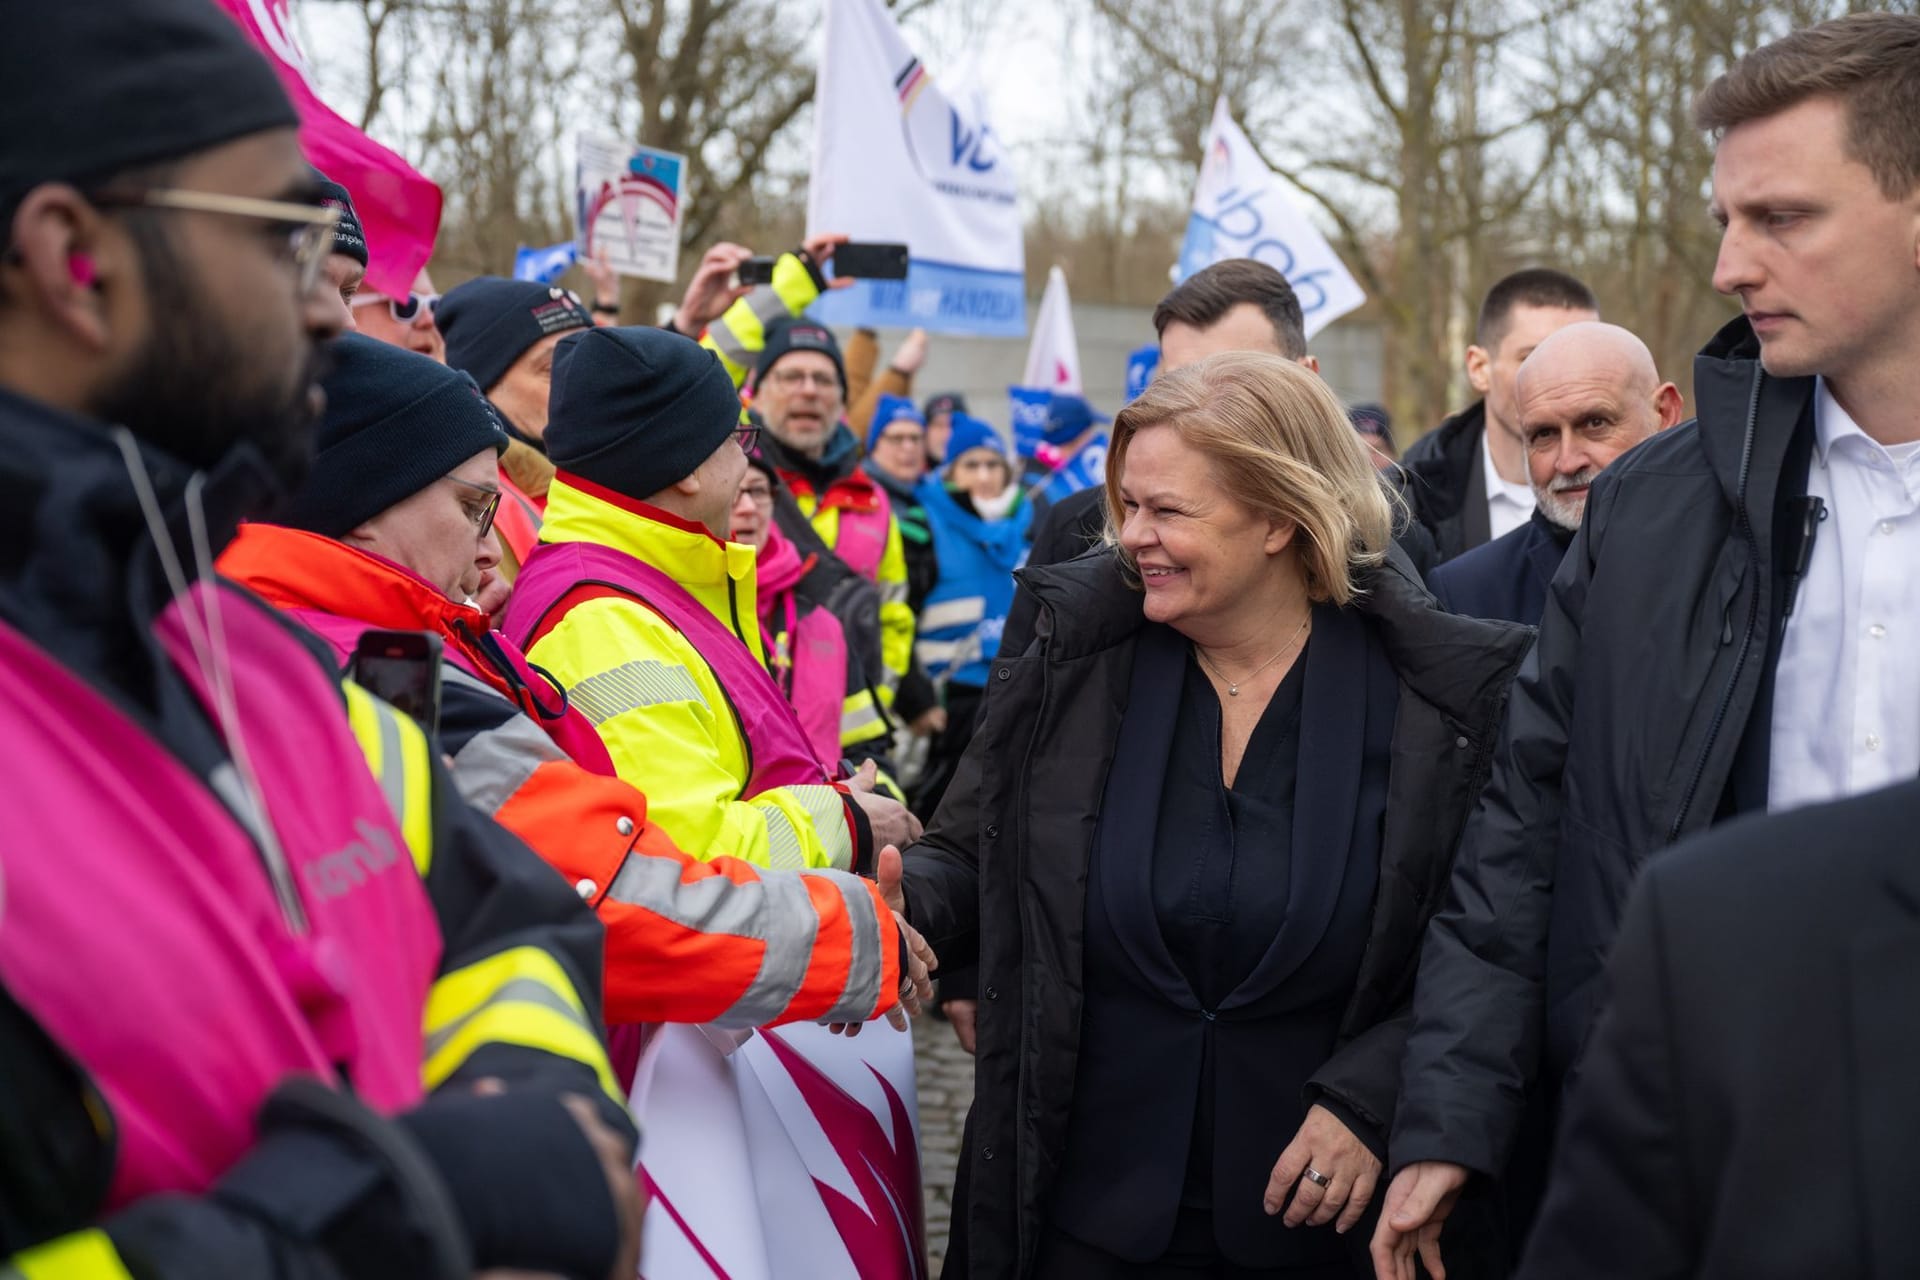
left=829, top=242, right=910, bottom=280
left=736, top=255, right=780, bottom=286
left=348, top=630, right=444, bottom=738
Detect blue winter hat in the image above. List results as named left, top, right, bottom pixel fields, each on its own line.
left=273, top=333, right=509, bottom=538
left=943, top=413, right=1006, bottom=465
left=546, top=326, right=742, bottom=500
left=1042, top=393, right=1110, bottom=446
left=866, top=394, right=925, bottom=452
left=438, top=276, right=594, bottom=394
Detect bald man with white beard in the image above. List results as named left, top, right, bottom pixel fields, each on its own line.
left=1428, top=323, right=1684, bottom=624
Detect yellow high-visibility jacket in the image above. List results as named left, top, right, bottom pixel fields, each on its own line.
left=519, top=479, right=866, bottom=872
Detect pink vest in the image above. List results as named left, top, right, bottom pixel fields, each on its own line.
left=824, top=484, right=892, bottom=583
left=0, top=588, right=442, bottom=1207
left=758, top=530, right=850, bottom=767
left=502, top=540, right=830, bottom=790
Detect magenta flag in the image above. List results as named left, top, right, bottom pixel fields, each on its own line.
left=212, top=0, right=442, bottom=297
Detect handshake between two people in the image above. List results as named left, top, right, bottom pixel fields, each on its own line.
left=826, top=836, right=938, bottom=1038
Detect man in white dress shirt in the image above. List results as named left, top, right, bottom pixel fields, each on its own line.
left=1375, top=13, right=1920, bottom=1277
left=1401, top=269, right=1600, bottom=561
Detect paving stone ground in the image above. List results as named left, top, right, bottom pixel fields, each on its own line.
left=913, top=1011, right=976, bottom=1275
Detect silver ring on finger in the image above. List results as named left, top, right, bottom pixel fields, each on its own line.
left=1303, top=1166, right=1331, bottom=1188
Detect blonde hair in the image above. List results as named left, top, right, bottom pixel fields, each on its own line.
left=1104, top=351, right=1394, bottom=606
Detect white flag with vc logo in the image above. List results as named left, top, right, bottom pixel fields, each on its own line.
left=807, top=0, right=1027, bottom=337
left=1177, top=99, right=1366, bottom=338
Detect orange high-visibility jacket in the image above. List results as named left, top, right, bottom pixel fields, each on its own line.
left=220, top=522, right=902, bottom=1028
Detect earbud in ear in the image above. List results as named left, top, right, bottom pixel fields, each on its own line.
left=68, top=253, right=97, bottom=288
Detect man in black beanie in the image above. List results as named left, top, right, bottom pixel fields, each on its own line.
left=438, top=275, right=598, bottom=578
left=0, top=4, right=639, bottom=1278
left=501, top=324, right=924, bottom=877
left=314, top=170, right=369, bottom=325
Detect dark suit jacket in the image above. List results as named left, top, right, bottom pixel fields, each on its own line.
left=1518, top=778, right=1920, bottom=1280
left=1048, top=610, right=1399, bottom=1268
left=1427, top=510, right=1573, bottom=625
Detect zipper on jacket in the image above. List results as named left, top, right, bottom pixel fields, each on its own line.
left=723, top=575, right=756, bottom=793
left=1668, top=369, right=1766, bottom=841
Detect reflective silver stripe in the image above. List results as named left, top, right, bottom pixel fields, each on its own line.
left=919, top=596, right=986, bottom=632
left=759, top=803, right=809, bottom=870
left=422, top=975, right=586, bottom=1060
left=787, top=784, right=854, bottom=869
left=880, top=579, right=911, bottom=607
left=707, top=322, right=755, bottom=373
left=915, top=637, right=967, bottom=665
left=450, top=712, right=564, bottom=815
left=820, top=873, right=886, bottom=1022
left=367, top=699, right=410, bottom=824
left=568, top=659, right=703, bottom=725
left=841, top=699, right=886, bottom=739
left=607, top=855, right=844, bottom=1028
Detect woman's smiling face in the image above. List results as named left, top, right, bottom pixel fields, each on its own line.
left=1115, top=423, right=1292, bottom=632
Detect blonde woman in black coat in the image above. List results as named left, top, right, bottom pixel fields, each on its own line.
left=899, top=352, right=1532, bottom=1279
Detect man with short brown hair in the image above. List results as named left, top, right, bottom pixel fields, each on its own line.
left=1375, top=13, right=1920, bottom=1277
left=1401, top=268, right=1600, bottom=562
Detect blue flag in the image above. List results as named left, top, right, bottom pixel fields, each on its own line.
left=514, top=241, right=578, bottom=284
left=1038, top=433, right=1110, bottom=505
left=1008, top=386, right=1053, bottom=460
left=1125, top=344, right=1160, bottom=403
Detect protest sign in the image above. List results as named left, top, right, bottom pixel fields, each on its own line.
left=576, top=136, right=687, bottom=284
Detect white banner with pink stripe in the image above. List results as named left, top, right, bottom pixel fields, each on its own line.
left=632, top=1021, right=927, bottom=1279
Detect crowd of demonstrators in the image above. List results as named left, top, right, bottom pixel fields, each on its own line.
left=6, top=2, right=1920, bottom=1278
left=1400, top=269, right=1601, bottom=563
left=218, top=333, right=914, bottom=1035
left=0, top=4, right=645, bottom=1275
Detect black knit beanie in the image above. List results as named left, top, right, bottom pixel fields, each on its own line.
left=752, top=318, right=846, bottom=392
left=438, top=276, right=594, bottom=394
left=272, top=333, right=509, bottom=537
left=313, top=172, right=369, bottom=267
left=0, top=0, right=297, bottom=222
left=546, top=326, right=741, bottom=500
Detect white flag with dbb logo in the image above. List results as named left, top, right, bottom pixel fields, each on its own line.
left=807, top=0, right=1026, bottom=336
left=1177, top=99, right=1366, bottom=338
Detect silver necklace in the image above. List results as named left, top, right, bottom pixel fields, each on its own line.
left=1196, top=611, right=1311, bottom=696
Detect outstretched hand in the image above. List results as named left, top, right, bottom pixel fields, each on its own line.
left=1369, top=1161, right=1469, bottom=1280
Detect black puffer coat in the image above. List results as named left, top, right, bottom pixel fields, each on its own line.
left=1392, top=316, right=1820, bottom=1179
left=903, top=545, right=1531, bottom=1277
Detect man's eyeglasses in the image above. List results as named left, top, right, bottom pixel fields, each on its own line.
left=354, top=290, right=441, bottom=324
left=89, top=187, right=339, bottom=296
left=735, top=418, right=763, bottom=453
left=446, top=474, right=502, bottom=539
left=767, top=367, right=840, bottom=392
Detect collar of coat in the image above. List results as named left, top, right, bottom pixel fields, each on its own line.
left=219, top=521, right=494, bottom=649
left=0, top=385, right=277, bottom=706
left=1016, top=542, right=1533, bottom=728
